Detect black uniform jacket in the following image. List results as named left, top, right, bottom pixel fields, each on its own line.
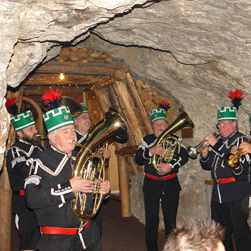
left=200, top=130, right=250, bottom=204
left=135, top=133, right=188, bottom=194
left=25, top=145, right=100, bottom=251
left=6, top=139, right=44, bottom=214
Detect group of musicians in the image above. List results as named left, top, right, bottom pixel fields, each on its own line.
left=5, top=90, right=251, bottom=251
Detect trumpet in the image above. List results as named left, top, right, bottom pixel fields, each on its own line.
left=224, top=138, right=251, bottom=168
left=187, top=130, right=222, bottom=159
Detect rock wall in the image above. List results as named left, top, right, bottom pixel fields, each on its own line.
left=1, top=0, right=251, bottom=225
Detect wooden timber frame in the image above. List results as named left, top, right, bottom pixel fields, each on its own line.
left=3, top=47, right=154, bottom=240
left=0, top=88, right=24, bottom=251
left=22, top=50, right=154, bottom=217
left=93, top=72, right=153, bottom=217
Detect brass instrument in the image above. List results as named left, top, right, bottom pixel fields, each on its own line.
left=224, top=138, right=251, bottom=168
left=42, top=96, right=84, bottom=119
left=152, top=111, right=194, bottom=173
left=71, top=108, right=128, bottom=222
left=187, top=130, right=222, bottom=159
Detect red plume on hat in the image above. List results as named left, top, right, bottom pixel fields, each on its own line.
left=228, top=88, right=243, bottom=110
left=42, top=88, right=62, bottom=111
left=6, top=97, right=18, bottom=115
left=159, top=100, right=170, bottom=112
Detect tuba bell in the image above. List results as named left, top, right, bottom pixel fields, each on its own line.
left=152, top=111, right=194, bottom=173
left=71, top=108, right=128, bottom=222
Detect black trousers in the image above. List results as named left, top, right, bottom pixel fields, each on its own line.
left=211, top=196, right=251, bottom=251
left=144, top=190, right=179, bottom=251
left=17, top=207, right=41, bottom=250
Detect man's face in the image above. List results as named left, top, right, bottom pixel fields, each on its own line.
left=49, top=124, right=77, bottom=156
left=74, top=113, right=91, bottom=134
left=152, top=119, right=169, bottom=138
left=217, top=120, right=237, bottom=138
left=17, top=125, right=40, bottom=145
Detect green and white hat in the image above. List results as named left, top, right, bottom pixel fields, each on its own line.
left=43, top=106, right=74, bottom=133
left=217, top=107, right=237, bottom=122
left=81, top=103, right=89, bottom=114
left=150, top=108, right=167, bottom=123
left=11, top=110, right=35, bottom=131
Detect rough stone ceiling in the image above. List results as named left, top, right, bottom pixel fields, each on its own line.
left=1, top=0, right=251, bottom=167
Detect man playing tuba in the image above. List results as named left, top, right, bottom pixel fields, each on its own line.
left=25, top=89, right=110, bottom=251
left=135, top=101, right=189, bottom=251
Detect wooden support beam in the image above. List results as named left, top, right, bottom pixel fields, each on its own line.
left=113, top=81, right=145, bottom=145
left=118, top=155, right=131, bottom=217
left=23, top=74, right=104, bottom=86
left=0, top=89, right=24, bottom=251
left=35, top=61, right=126, bottom=75
left=129, top=157, right=139, bottom=176
left=94, top=89, right=111, bottom=114
left=126, top=73, right=153, bottom=135
left=23, top=86, right=84, bottom=96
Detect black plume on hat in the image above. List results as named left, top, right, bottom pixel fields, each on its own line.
left=159, top=100, right=170, bottom=112
left=6, top=97, right=18, bottom=115
left=42, top=88, right=62, bottom=111
left=228, top=88, right=243, bottom=110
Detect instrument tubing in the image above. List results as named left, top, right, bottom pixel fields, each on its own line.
left=213, top=177, right=236, bottom=184
left=40, top=220, right=90, bottom=235
left=20, top=190, right=25, bottom=196
left=145, top=172, right=177, bottom=181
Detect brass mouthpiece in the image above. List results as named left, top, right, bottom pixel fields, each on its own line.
left=71, top=141, right=83, bottom=147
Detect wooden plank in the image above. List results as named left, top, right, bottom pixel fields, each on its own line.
left=126, top=73, right=152, bottom=135
left=24, top=74, right=104, bottom=86
left=129, top=157, right=139, bottom=175
left=118, top=155, right=131, bottom=217
left=205, top=180, right=214, bottom=185
left=23, top=86, right=85, bottom=96
left=94, top=89, right=110, bottom=114
left=0, top=90, right=24, bottom=251
left=115, top=146, right=138, bottom=156
left=113, top=81, right=144, bottom=145
left=35, top=61, right=125, bottom=75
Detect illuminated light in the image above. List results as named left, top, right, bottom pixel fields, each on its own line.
left=59, top=73, right=65, bottom=80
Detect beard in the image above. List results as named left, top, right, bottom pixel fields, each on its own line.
left=22, top=133, right=41, bottom=146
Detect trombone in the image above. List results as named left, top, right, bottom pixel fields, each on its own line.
left=187, top=130, right=222, bottom=159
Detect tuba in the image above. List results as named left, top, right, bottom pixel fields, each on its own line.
left=71, top=108, right=128, bottom=222
left=152, top=111, right=194, bottom=173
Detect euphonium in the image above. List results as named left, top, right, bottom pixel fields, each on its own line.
left=187, top=130, right=222, bottom=159
left=152, top=111, right=194, bottom=173
left=71, top=108, right=128, bottom=222
left=224, top=138, right=251, bottom=168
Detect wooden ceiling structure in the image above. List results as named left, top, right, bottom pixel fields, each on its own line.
left=18, top=46, right=154, bottom=217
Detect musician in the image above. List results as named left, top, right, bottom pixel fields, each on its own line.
left=6, top=103, right=42, bottom=251
left=25, top=90, right=110, bottom=251
left=200, top=106, right=251, bottom=251
left=135, top=101, right=189, bottom=251
left=74, top=103, right=110, bottom=236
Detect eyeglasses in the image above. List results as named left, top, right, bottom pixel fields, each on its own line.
left=216, top=121, right=233, bottom=129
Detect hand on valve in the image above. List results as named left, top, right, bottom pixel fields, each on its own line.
left=149, top=144, right=165, bottom=156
